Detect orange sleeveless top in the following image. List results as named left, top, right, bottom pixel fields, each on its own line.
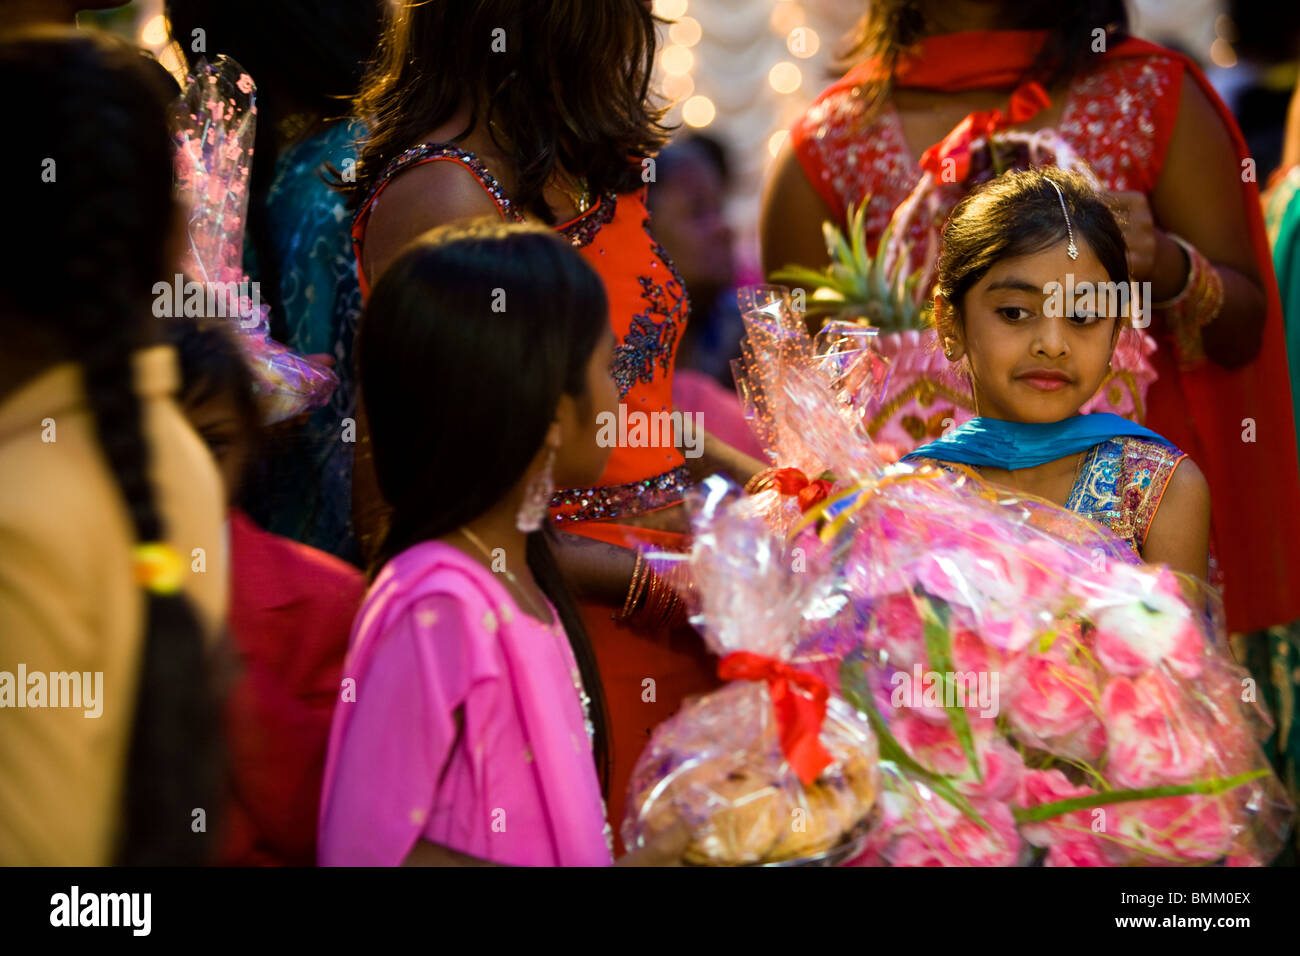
left=352, top=144, right=689, bottom=527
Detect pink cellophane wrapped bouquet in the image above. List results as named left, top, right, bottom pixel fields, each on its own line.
left=725, top=303, right=1293, bottom=866
left=171, top=54, right=336, bottom=423
left=620, top=479, right=879, bottom=866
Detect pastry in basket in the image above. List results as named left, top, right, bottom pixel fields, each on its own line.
left=683, top=768, right=786, bottom=866
left=654, top=748, right=878, bottom=865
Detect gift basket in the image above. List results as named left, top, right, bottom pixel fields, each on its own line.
left=621, top=477, right=879, bottom=866
left=716, top=298, right=1294, bottom=866
left=769, top=121, right=1157, bottom=454
left=171, top=55, right=336, bottom=423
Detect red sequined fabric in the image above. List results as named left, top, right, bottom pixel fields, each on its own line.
left=792, top=56, right=1181, bottom=248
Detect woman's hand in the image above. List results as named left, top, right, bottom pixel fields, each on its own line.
left=1106, top=191, right=1188, bottom=301
left=1106, top=190, right=1158, bottom=281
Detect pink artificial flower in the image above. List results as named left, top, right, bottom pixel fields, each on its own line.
left=237, top=72, right=254, bottom=95
left=891, top=712, right=1023, bottom=801
left=1102, top=671, right=1209, bottom=788
left=1110, top=794, right=1235, bottom=863
left=1091, top=565, right=1206, bottom=679
left=884, top=791, right=1022, bottom=866
left=1008, top=655, right=1100, bottom=743
left=867, top=592, right=927, bottom=670
left=1015, top=769, right=1102, bottom=850
left=1045, top=839, right=1110, bottom=866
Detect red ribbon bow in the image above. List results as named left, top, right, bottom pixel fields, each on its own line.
left=918, top=80, right=1051, bottom=184
left=769, top=467, right=834, bottom=512
left=717, top=651, right=833, bottom=785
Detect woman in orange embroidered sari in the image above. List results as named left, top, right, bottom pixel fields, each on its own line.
left=340, top=1, right=764, bottom=845
left=761, top=0, right=1300, bottom=638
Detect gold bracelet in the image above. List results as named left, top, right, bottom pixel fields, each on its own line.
left=614, top=551, right=648, bottom=623
left=1153, top=234, right=1223, bottom=370
left=744, top=466, right=779, bottom=496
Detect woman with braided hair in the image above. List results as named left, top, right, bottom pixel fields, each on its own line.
left=0, top=28, right=227, bottom=864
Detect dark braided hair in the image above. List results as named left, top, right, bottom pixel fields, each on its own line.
left=0, top=28, right=222, bottom=865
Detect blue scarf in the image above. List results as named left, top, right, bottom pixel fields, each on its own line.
left=901, top=413, right=1171, bottom=471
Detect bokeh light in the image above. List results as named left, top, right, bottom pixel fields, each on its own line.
left=788, top=26, right=819, bottom=59
left=768, top=61, right=802, bottom=94
left=770, top=3, right=805, bottom=35
left=682, top=95, right=716, bottom=128
left=140, top=13, right=168, bottom=47
left=669, top=16, right=703, bottom=47
left=1209, top=37, right=1237, bottom=68
left=660, top=45, right=695, bottom=76
left=660, top=72, right=695, bottom=102
left=654, top=0, right=689, bottom=20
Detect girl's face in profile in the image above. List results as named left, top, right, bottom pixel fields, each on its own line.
left=183, top=392, right=252, bottom=508
left=943, top=238, right=1120, bottom=424
left=552, top=328, right=619, bottom=488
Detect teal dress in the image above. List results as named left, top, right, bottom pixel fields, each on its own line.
left=1255, top=167, right=1300, bottom=862
left=244, top=121, right=362, bottom=565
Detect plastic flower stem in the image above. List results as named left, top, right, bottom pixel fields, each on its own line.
left=840, top=651, right=991, bottom=831
left=1012, top=768, right=1269, bottom=824
left=914, top=589, right=983, bottom=783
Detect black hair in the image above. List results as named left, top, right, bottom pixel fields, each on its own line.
left=0, top=28, right=222, bottom=864
left=841, top=1, right=1131, bottom=119
left=164, top=0, right=386, bottom=339
left=343, top=0, right=670, bottom=221
left=654, top=133, right=731, bottom=188
left=934, top=167, right=1128, bottom=321
left=358, top=219, right=612, bottom=794
left=163, top=316, right=264, bottom=498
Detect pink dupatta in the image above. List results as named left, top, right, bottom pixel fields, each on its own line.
left=318, top=541, right=611, bottom=866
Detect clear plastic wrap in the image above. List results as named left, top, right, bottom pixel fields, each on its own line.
left=723, top=315, right=1294, bottom=866
left=171, top=55, right=336, bottom=423
left=621, top=479, right=879, bottom=865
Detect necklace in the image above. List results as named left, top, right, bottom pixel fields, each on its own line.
left=486, top=118, right=590, bottom=215
left=457, top=527, right=595, bottom=745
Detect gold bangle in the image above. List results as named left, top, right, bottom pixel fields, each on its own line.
left=1154, top=235, right=1222, bottom=369
left=744, top=466, right=779, bottom=496
left=614, top=551, right=648, bottom=624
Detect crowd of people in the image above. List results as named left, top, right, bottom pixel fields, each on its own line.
left=2, top=0, right=1299, bottom=867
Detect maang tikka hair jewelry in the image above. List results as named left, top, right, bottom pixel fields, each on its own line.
left=1045, top=177, right=1079, bottom=261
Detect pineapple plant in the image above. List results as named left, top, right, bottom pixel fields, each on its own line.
left=770, top=197, right=931, bottom=333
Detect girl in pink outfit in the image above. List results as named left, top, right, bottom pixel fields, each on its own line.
left=318, top=221, right=685, bottom=866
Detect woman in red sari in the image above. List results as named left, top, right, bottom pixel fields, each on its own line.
left=761, top=0, right=1300, bottom=638
left=341, top=1, right=763, bottom=844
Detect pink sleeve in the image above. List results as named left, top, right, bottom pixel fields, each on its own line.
left=317, top=593, right=498, bottom=866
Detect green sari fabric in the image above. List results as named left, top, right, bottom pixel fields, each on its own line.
left=1257, top=168, right=1300, bottom=863
left=1267, top=166, right=1300, bottom=461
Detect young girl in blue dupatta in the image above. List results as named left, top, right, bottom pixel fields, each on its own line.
left=904, top=169, right=1212, bottom=582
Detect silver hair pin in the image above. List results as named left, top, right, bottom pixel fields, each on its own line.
left=1045, top=177, right=1079, bottom=260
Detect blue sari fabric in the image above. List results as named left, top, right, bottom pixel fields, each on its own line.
left=244, top=121, right=363, bottom=564
left=902, top=412, right=1172, bottom=471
